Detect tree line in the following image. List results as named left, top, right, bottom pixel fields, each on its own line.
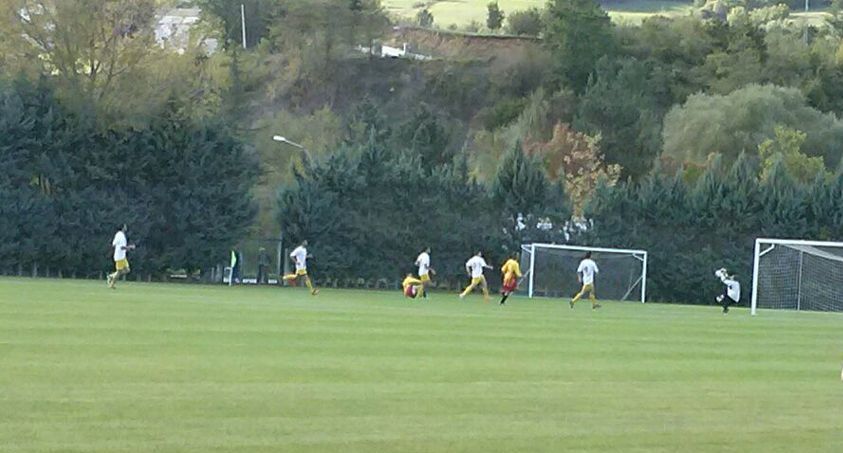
left=279, top=138, right=843, bottom=302
left=4, top=74, right=843, bottom=304
left=278, top=136, right=570, bottom=287
left=5, top=0, right=843, bottom=304
left=0, top=77, right=257, bottom=279
left=584, top=155, right=843, bottom=303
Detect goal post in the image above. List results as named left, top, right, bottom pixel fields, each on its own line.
left=520, top=243, right=648, bottom=303
left=751, top=238, right=843, bottom=315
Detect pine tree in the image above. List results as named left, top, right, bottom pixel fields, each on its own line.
left=826, top=174, right=843, bottom=239
left=634, top=170, right=700, bottom=302
left=277, top=138, right=508, bottom=285
left=493, top=141, right=551, bottom=221
left=486, top=2, right=505, bottom=31
left=582, top=175, right=631, bottom=249
left=807, top=171, right=843, bottom=240
left=416, top=8, right=434, bottom=28
left=544, top=0, right=616, bottom=93
left=691, top=154, right=731, bottom=240
left=395, top=106, right=452, bottom=172
left=758, top=156, right=809, bottom=239
left=345, top=97, right=391, bottom=146
left=0, top=77, right=69, bottom=273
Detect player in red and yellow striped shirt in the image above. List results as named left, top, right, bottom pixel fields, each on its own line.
left=499, top=253, right=522, bottom=305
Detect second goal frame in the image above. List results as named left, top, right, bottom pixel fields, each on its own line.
left=521, top=243, right=648, bottom=303
left=751, top=237, right=843, bottom=315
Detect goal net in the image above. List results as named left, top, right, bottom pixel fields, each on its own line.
left=519, top=244, right=648, bottom=303
left=751, top=238, right=843, bottom=314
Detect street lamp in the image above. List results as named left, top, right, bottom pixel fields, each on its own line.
left=241, top=3, right=247, bottom=49
left=272, top=135, right=313, bottom=161
left=271, top=134, right=313, bottom=283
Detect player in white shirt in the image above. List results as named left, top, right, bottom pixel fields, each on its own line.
left=715, top=268, right=741, bottom=314
left=414, top=247, right=436, bottom=299
left=459, top=251, right=493, bottom=302
left=107, top=224, right=135, bottom=289
left=282, top=240, right=318, bottom=295
left=571, top=252, right=601, bottom=310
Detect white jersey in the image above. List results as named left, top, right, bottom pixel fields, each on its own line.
left=112, top=231, right=127, bottom=261
left=416, top=252, right=430, bottom=276
left=721, top=276, right=741, bottom=302
left=577, top=259, right=599, bottom=285
left=466, top=256, right=488, bottom=278
left=291, top=246, right=308, bottom=271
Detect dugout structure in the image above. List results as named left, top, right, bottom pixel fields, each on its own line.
left=520, top=244, right=648, bottom=303
left=751, top=238, right=843, bottom=314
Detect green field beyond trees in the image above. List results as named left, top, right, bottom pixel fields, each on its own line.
left=382, top=0, right=693, bottom=25
left=381, top=0, right=827, bottom=26
left=1, top=279, right=841, bottom=452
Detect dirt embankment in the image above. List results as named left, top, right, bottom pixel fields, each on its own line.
left=389, top=26, right=542, bottom=61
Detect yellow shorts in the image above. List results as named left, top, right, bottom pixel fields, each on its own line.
left=420, top=273, right=431, bottom=283
left=115, top=259, right=129, bottom=271
left=580, top=283, right=595, bottom=293
left=471, top=276, right=486, bottom=286
left=295, top=269, right=308, bottom=276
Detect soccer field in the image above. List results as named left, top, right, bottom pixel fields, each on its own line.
left=1, top=279, right=841, bottom=452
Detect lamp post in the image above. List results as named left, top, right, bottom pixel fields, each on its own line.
left=804, top=0, right=810, bottom=44
left=241, top=3, right=247, bottom=49
left=272, top=135, right=313, bottom=161
left=272, top=134, right=313, bottom=284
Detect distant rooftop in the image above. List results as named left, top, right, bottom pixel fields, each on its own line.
left=161, top=7, right=202, bottom=18
left=155, top=7, right=217, bottom=54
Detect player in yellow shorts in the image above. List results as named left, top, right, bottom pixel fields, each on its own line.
left=499, top=252, right=522, bottom=305
left=282, top=240, right=318, bottom=295
left=571, top=252, right=601, bottom=310
left=414, top=247, right=435, bottom=299
left=459, top=251, right=493, bottom=302
left=402, top=274, right=424, bottom=299
left=107, top=224, right=135, bottom=289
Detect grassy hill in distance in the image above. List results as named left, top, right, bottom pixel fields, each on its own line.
left=381, top=0, right=695, bottom=27
left=382, top=0, right=828, bottom=27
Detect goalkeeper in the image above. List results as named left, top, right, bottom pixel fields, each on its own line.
left=714, top=268, right=741, bottom=314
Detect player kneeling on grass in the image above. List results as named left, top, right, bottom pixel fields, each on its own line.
left=282, top=240, right=319, bottom=296
left=715, top=268, right=740, bottom=314
left=402, top=274, right=424, bottom=299
left=499, top=252, right=522, bottom=305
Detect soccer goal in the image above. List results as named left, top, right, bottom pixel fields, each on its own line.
left=520, top=244, right=648, bottom=303
left=751, top=238, right=843, bottom=314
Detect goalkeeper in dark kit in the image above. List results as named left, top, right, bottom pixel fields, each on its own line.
left=714, top=268, right=741, bottom=314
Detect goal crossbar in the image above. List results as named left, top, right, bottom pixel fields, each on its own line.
left=521, top=243, right=648, bottom=303
left=752, top=238, right=843, bottom=247
left=785, top=245, right=843, bottom=264
left=523, top=243, right=648, bottom=257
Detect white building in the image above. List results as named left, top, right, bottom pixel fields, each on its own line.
left=356, top=42, right=432, bottom=61
left=155, top=8, right=218, bottom=54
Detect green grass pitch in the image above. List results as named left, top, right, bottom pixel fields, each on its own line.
left=1, top=278, right=841, bottom=452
